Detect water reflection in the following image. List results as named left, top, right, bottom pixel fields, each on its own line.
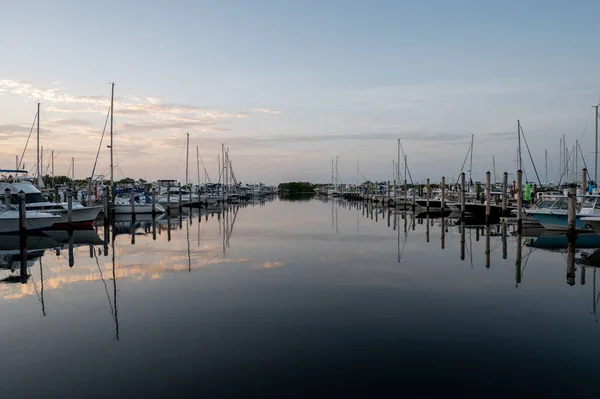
left=2, top=197, right=600, bottom=397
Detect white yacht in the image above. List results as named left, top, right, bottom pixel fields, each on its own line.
left=0, top=203, right=60, bottom=233
left=0, top=180, right=102, bottom=228
left=113, top=191, right=166, bottom=214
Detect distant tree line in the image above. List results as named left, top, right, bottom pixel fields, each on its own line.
left=278, top=182, right=315, bottom=193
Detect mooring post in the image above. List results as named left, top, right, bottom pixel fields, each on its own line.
left=485, top=225, right=491, bottom=269
left=387, top=180, right=390, bottom=206
left=580, top=265, right=586, bottom=285
left=426, top=178, right=430, bottom=214
left=441, top=177, right=445, bottom=213
left=502, top=172, right=508, bottom=215
left=178, top=182, right=183, bottom=212
left=152, top=188, right=156, bottom=216
left=18, top=192, right=26, bottom=233
left=130, top=190, right=135, bottom=217
left=460, top=172, right=466, bottom=220
left=502, top=223, right=507, bottom=260
left=54, top=186, right=59, bottom=203
left=167, top=183, right=171, bottom=216
left=4, top=187, right=10, bottom=205
left=19, top=192, right=27, bottom=283
left=567, top=185, right=577, bottom=235
left=460, top=220, right=465, bottom=260
left=103, top=188, right=109, bottom=222
left=67, top=188, right=73, bottom=229
left=516, top=170, right=523, bottom=232
left=516, top=233, right=522, bottom=285
left=582, top=168, right=588, bottom=194
left=189, top=191, right=193, bottom=208
left=485, top=171, right=491, bottom=225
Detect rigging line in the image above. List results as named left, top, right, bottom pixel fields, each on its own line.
left=198, top=154, right=211, bottom=184
left=577, top=141, right=589, bottom=176
left=90, top=106, right=111, bottom=181
left=456, top=137, right=473, bottom=184
left=556, top=142, right=575, bottom=185
left=18, top=111, right=38, bottom=170
left=578, top=106, right=593, bottom=144
left=519, top=124, right=542, bottom=186
left=94, top=244, right=115, bottom=318
left=172, top=138, right=187, bottom=179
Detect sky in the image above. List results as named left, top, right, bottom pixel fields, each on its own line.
left=1, top=0, right=600, bottom=185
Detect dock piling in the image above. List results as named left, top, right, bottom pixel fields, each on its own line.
left=426, top=178, right=430, bottom=214
left=178, top=182, right=182, bottom=213
left=582, top=168, right=588, bottom=193
left=516, top=170, right=523, bottom=232
left=567, top=185, right=577, bottom=235
left=485, top=171, right=491, bottom=225
left=67, top=188, right=73, bottom=228
left=130, top=190, right=135, bottom=218
left=441, top=176, right=445, bottom=213
left=152, top=189, right=156, bottom=216
left=19, top=192, right=27, bottom=283
left=460, top=172, right=466, bottom=220
left=4, top=187, right=10, bottom=205
left=167, top=183, right=171, bottom=216
left=502, top=172, right=508, bottom=214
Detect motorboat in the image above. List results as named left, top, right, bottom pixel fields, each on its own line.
left=0, top=203, right=60, bottom=233
left=0, top=180, right=102, bottom=228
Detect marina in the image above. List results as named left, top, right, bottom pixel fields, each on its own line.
left=4, top=1, right=600, bottom=396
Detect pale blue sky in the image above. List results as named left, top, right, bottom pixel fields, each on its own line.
left=1, top=0, right=599, bottom=184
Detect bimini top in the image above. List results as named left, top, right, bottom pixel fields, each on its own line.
left=0, top=169, right=28, bottom=174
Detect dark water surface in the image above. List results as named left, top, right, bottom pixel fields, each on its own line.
left=1, top=198, right=600, bottom=398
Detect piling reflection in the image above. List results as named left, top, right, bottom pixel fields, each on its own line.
left=4, top=196, right=600, bottom=337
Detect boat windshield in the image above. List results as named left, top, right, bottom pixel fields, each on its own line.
left=8, top=193, right=48, bottom=204
left=548, top=197, right=568, bottom=210
left=581, top=197, right=597, bottom=209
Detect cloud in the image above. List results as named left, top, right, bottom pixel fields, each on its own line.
left=251, top=108, right=281, bottom=115
left=46, top=118, right=94, bottom=127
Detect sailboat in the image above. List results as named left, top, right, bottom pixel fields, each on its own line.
left=102, top=83, right=164, bottom=215
left=1, top=104, right=102, bottom=227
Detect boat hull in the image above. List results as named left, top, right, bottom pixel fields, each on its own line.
left=0, top=212, right=59, bottom=233
left=527, top=211, right=592, bottom=230
left=114, top=203, right=165, bottom=214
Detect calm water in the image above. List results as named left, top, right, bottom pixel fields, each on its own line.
left=1, top=197, right=599, bottom=398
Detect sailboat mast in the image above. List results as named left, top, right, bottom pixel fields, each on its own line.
left=109, top=82, right=115, bottom=205
left=469, top=134, right=474, bottom=186
left=492, top=155, right=496, bottom=185
left=335, top=156, right=339, bottom=189
left=72, top=157, right=75, bottom=182
left=595, top=104, right=599, bottom=184
left=397, top=138, right=401, bottom=185
left=196, top=145, right=200, bottom=187
left=545, top=149, right=548, bottom=184
left=185, top=132, right=190, bottom=186
left=331, top=159, right=334, bottom=186
left=37, top=102, right=40, bottom=185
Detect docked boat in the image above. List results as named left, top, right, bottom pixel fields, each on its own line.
left=0, top=203, right=60, bottom=233
left=525, top=195, right=600, bottom=230
left=113, top=191, right=166, bottom=214
left=0, top=180, right=102, bottom=228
